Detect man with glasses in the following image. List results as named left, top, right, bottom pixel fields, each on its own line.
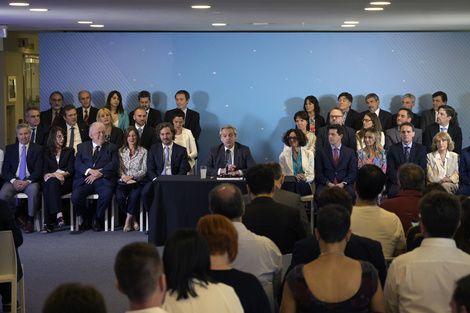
left=315, top=107, right=357, bottom=152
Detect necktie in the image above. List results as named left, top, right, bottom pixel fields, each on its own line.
left=69, top=127, right=75, bottom=149
left=404, top=146, right=410, bottom=163
left=162, top=146, right=169, bottom=175
left=84, top=109, right=89, bottom=124
left=138, top=127, right=143, bottom=138
left=441, top=127, right=447, bottom=132
left=19, top=145, right=27, bottom=180
left=333, top=147, right=339, bottom=184
left=93, top=146, right=100, bottom=165
left=31, top=127, right=36, bottom=143
left=52, top=111, right=59, bottom=127
left=225, top=149, right=231, bottom=166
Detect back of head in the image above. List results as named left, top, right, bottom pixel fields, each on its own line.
left=114, top=242, right=163, bottom=304
left=453, top=274, right=470, bottom=311
left=316, top=204, right=351, bottom=243
left=163, top=228, right=212, bottom=300
left=419, top=191, right=461, bottom=238
left=316, top=187, right=353, bottom=213
left=423, top=182, right=446, bottom=195
left=209, top=183, right=244, bottom=219
left=264, top=161, right=282, bottom=181
left=454, top=195, right=470, bottom=253
left=197, top=214, right=238, bottom=263
left=245, top=164, right=274, bottom=196
left=355, top=164, right=386, bottom=201
left=398, top=163, right=425, bottom=191
left=42, top=283, right=107, bottom=313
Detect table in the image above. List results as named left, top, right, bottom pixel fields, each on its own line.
left=147, top=175, right=297, bottom=246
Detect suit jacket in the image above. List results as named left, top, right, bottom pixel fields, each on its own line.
left=384, top=127, right=423, bottom=150
left=315, top=125, right=357, bottom=152
left=243, top=196, right=307, bottom=254
left=73, top=141, right=119, bottom=187
left=57, top=122, right=90, bottom=148
left=76, top=106, right=98, bottom=125
left=17, top=124, right=49, bottom=146
left=315, top=145, right=357, bottom=186
left=387, top=142, right=427, bottom=185
left=164, top=108, right=201, bottom=140
left=147, top=143, right=190, bottom=180
left=426, top=151, right=459, bottom=184
left=289, top=233, right=387, bottom=286
left=40, top=108, right=64, bottom=128
left=43, top=147, right=75, bottom=177
left=139, top=124, right=158, bottom=151
left=242, top=186, right=311, bottom=235
left=129, top=108, right=162, bottom=128
left=392, top=113, right=421, bottom=129
left=108, top=126, right=124, bottom=148
left=459, top=147, right=470, bottom=186
left=326, top=109, right=362, bottom=131
left=361, top=109, right=393, bottom=131
left=2, top=142, right=44, bottom=183
left=204, top=142, right=256, bottom=176
left=279, top=147, right=315, bottom=183
left=421, top=108, right=460, bottom=130
left=423, top=122, right=462, bottom=154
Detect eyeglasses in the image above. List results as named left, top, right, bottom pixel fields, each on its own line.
left=288, top=136, right=298, bottom=140
left=56, top=135, right=64, bottom=139
left=362, top=118, right=372, bottom=122
left=330, top=115, right=343, bottom=119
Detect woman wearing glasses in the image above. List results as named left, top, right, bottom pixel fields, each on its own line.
left=356, top=112, right=384, bottom=151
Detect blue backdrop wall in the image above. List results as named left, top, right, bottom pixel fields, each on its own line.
left=39, top=32, right=470, bottom=164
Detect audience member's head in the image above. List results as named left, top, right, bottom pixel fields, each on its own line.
left=454, top=195, right=470, bottom=254
left=265, top=161, right=284, bottom=185
left=402, top=93, right=416, bottom=109
left=49, top=91, right=64, bottom=110
left=316, top=187, right=353, bottom=213
left=398, top=163, right=425, bottom=191
left=316, top=204, right=351, bottom=243
left=337, top=92, right=353, bottom=112
left=163, top=228, right=213, bottom=300
left=423, top=182, right=446, bottom=195
left=197, top=214, right=238, bottom=263
left=209, top=183, right=244, bottom=220
left=432, top=91, right=447, bottom=110
left=452, top=274, right=470, bottom=313
left=25, top=106, right=40, bottom=127
left=303, top=95, right=320, bottom=117
left=42, top=283, right=107, bottom=313
left=105, top=90, right=124, bottom=114
left=114, top=242, right=166, bottom=309
left=245, top=164, right=275, bottom=197
left=419, top=191, right=461, bottom=238
left=282, top=128, right=307, bottom=147
left=355, top=164, right=386, bottom=201
left=431, top=131, right=455, bottom=153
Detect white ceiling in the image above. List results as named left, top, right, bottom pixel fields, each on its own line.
left=2, top=0, right=470, bottom=32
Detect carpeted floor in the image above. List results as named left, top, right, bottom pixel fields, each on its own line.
left=9, top=226, right=152, bottom=313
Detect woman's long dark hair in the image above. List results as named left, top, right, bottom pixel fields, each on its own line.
left=46, top=126, right=67, bottom=155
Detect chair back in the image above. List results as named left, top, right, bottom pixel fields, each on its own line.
left=0, top=230, right=17, bottom=276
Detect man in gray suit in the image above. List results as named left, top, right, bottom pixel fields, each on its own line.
left=385, top=108, right=422, bottom=150
left=242, top=161, right=311, bottom=235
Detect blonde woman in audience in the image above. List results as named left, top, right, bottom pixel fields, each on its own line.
left=356, top=112, right=384, bottom=150
left=162, top=228, right=243, bottom=313
left=426, top=131, right=459, bottom=194
left=96, top=108, right=124, bottom=148
left=171, top=109, right=197, bottom=173
left=105, top=90, right=129, bottom=131
left=357, top=128, right=387, bottom=173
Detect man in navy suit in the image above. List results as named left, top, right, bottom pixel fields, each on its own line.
left=24, top=106, right=49, bottom=145
left=386, top=122, right=427, bottom=198
left=458, top=137, right=470, bottom=196
left=133, top=107, right=157, bottom=151
left=58, top=104, right=90, bottom=154
left=420, top=91, right=459, bottom=130
left=129, top=90, right=162, bottom=128
left=326, top=92, right=362, bottom=131
left=0, top=123, right=44, bottom=233
left=391, top=93, right=421, bottom=129
left=204, top=125, right=256, bottom=177
left=361, top=93, right=393, bottom=131
left=423, top=104, right=462, bottom=153
left=316, top=107, right=357, bottom=152
left=76, top=90, right=98, bottom=125
left=164, top=90, right=201, bottom=141
left=71, top=122, right=119, bottom=231
left=40, top=91, right=64, bottom=129
left=315, top=124, right=357, bottom=201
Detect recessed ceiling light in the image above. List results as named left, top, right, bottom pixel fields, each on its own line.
left=341, top=24, right=356, bottom=28
left=365, top=7, right=384, bottom=10
left=344, top=21, right=359, bottom=24
left=253, top=22, right=269, bottom=26
left=78, top=21, right=93, bottom=24
left=370, top=1, right=390, bottom=5
left=212, top=23, right=226, bottom=26
left=9, top=2, right=30, bottom=6
left=90, top=24, right=104, bottom=28
left=191, top=5, right=211, bottom=9
left=29, top=8, right=48, bottom=12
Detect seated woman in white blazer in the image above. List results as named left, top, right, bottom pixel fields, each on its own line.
left=279, top=128, right=315, bottom=196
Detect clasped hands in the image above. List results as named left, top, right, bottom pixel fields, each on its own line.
left=85, top=168, right=104, bottom=184
left=220, top=164, right=240, bottom=176
left=44, top=172, right=65, bottom=185
left=121, top=175, right=137, bottom=184
left=13, top=180, right=30, bottom=191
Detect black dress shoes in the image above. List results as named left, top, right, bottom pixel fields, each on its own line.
left=92, top=218, right=102, bottom=232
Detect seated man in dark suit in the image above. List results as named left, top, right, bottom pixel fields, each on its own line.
left=457, top=136, right=470, bottom=196
left=361, top=93, right=393, bottom=131
left=204, top=125, right=256, bottom=176
left=24, top=106, right=49, bottom=145
left=243, top=164, right=307, bottom=254
left=59, top=104, right=90, bottom=154
left=164, top=90, right=201, bottom=142
left=141, top=122, right=190, bottom=211
left=289, top=186, right=387, bottom=286
left=385, top=108, right=422, bottom=150
left=133, top=107, right=157, bottom=151
left=326, top=92, right=362, bottom=131
left=0, top=123, right=44, bottom=233
left=76, top=90, right=98, bottom=125
left=129, top=90, right=162, bottom=128
left=315, top=108, right=357, bottom=152
left=386, top=122, right=427, bottom=198
left=423, top=104, right=462, bottom=153
left=421, top=91, right=459, bottom=130
left=391, top=93, right=421, bottom=129
left=71, top=122, right=119, bottom=232
left=315, top=124, right=357, bottom=201
left=40, top=91, right=64, bottom=129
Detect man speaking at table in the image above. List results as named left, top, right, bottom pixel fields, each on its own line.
left=205, top=125, right=256, bottom=177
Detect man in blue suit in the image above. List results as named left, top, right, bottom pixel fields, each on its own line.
left=315, top=124, right=357, bottom=201
left=71, top=122, right=119, bottom=231
left=0, top=123, right=43, bottom=233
